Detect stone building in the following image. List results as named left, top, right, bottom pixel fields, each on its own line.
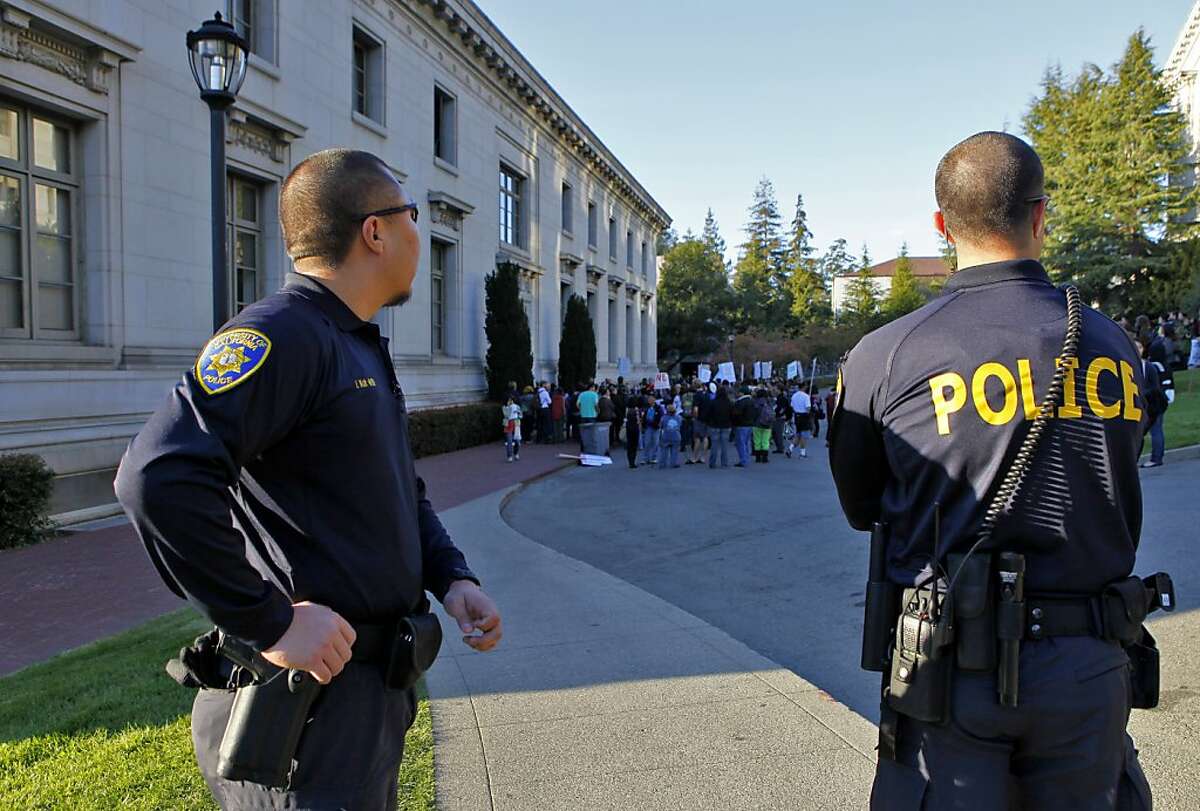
left=1166, top=0, right=1200, bottom=217
left=0, top=0, right=669, bottom=518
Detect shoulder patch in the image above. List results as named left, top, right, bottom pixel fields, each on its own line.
left=195, top=328, right=272, bottom=395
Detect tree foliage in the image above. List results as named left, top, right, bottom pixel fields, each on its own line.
left=842, top=247, right=881, bottom=327
left=1023, top=30, right=1198, bottom=311
left=558, top=293, right=597, bottom=388
left=483, top=262, right=533, bottom=400
left=785, top=194, right=830, bottom=325
left=883, top=244, right=927, bottom=319
left=733, top=178, right=791, bottom=331
left=657, top=236, right=736, bottom=362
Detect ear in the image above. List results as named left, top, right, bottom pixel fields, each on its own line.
left=1031, top=199, right=1047, bottom=241
left=360, top=216, right=386, bottom=256
left=933, top=211, right=953, bottom=244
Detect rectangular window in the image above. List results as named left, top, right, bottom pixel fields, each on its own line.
left=641, top=241, right=649, bottom=276
left=608, top=217, right=617, bottom=260
left=626, top=230, right=633, bottom=268
left=352, top=26, right=384, bottom=124
left=625, top=303, right=634, bottom=359
left=227, top=175, right=263, bottom=315
left=228, top=0, right=277, bottom=64
left=587, top=201, right=597, bottom=248
left=431, top=240, right=447, bottom=353
left=608, top=298, right=618, bottom=360
left=499, top=164, right=523, bottom=248
left=561, top=182, right=573, bottom=235
left=0, top=102, right=78, bottom=338
left=434, top=86, right=456, bottom=165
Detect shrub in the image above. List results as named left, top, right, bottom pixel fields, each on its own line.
left=407, top=402, right=503, bottom=459
left=0, top=453, right=56, bottom=550
left=483, top=262, right=534, bottom=401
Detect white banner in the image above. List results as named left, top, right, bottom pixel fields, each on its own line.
left=617, top=356, right=632, bottom=377
left=762, top=361, right=773, bottom=378
left=786, top=360, right=800, bottom=380
left=698, top=365, right=712, bottom=383
left=752, top=361, right=763, bottom=379
left=654, top=372, right=671, bottom=390
left=717, top=361, right=736, bottom=382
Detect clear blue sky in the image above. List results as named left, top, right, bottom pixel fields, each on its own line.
left=483, top=0, right=1195, bottom=264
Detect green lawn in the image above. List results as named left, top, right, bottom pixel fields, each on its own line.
left=1145, top=367, right=1200, bottom=453
left=0, top=610, right=434, bottom=810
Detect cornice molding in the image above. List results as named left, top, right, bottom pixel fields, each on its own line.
left=0, top=9, right=118, bottom=94
left=1166, top=1, right=1200, bottom=81
left=406, top=0, right=670, bottom=231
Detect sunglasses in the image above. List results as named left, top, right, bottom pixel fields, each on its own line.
left=360, top=202, right=419, bottom=223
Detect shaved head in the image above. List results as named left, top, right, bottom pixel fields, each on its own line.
left=280, top=149, right=402, bottom=265
left=934, top=132, right=1044, bottom=246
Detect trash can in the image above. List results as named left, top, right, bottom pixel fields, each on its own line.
left=580, top=421, right=609, bottom=456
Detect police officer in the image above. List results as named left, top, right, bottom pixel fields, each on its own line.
left=115, top=149, right=502, bottom=809
left=829, top=132, right=1153, bottom=809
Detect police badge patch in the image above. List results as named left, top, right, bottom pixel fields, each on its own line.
left=195, top=328, right=272, bottom=395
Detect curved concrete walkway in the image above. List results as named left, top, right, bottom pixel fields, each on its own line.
left=426, top=486, right=876, bottom=810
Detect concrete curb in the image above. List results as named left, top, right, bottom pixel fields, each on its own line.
left=426, top=485, right=877, bottom=810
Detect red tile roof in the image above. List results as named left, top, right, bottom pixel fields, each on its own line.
left=838, top=257, right=952, bottom=279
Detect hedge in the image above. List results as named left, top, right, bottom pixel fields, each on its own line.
left=0, top=453, right=56, bottom=550
left=407, top=402, right=504, bottom=459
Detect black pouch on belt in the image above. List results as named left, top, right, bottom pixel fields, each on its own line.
left=886, top=585, right=955, bottom=724
left=1127, top=626, right=1160, bottom=710
left=386, top=613, right=444, bottom=691
left=1101, top=577, right=1149, bottom=646
left=947, top=553, right=995, bottom=672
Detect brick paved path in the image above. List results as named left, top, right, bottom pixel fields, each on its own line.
left=0, top=441, right=573, bottom=677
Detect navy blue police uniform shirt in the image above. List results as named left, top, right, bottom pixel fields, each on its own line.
left=828, top=259, right=1147, bottom=595
left=115, top=273, right=477, bottom=651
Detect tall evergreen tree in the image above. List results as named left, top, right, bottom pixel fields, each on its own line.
left=558, top=294, right=597, bottom=388
left=734, top=178, right=789, bottom=331
left=701, top=208, right=727, bottom=262
left=484, top=262, right=534, bottom=400
left=819, top=238, right=857, bottom=284
left=1024, top=30, right=1198, bottom=310
left=883, top=243, right=927, bottom=318
left=841, top=245, right=880, bottom=326
left=785, top=194, right=829, bottom=325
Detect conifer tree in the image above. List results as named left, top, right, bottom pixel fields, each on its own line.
left=1024, top=29, right=1198, bottom=310
left=484, top=262, right=534, bottom=400
left=734, top=178, right=789, bottom=331
left=558, top=294, right=597, bottom=388
left=701, top=208, right=727, bottom=263
left=842, top=246, right=880, bottom=326
left=785, top=194, right=829, bottom=325
left=883, top=243, right=927, bottom=318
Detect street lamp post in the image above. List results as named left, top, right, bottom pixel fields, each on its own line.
left=186, top=12, right=248, bottom=331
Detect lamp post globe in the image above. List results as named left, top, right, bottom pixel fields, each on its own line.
left=186, top=11, right=249, bottom=330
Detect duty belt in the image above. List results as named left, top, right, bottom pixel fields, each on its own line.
left=1023, top=595, right=1102, bottom=640
left=1025, top=573, right=1175, bottom=643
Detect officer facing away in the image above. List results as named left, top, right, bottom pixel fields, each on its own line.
left=829, top=132, right=1159, bottom=809
left=115, top=149, right=502, bottom=809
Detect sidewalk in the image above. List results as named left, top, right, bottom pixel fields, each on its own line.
left=426, top=486, right=877, bottom=810
left=0, top=441, right=573, bottom=677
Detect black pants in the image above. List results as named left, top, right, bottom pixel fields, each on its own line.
left=871, top=636, right=1151, bottom=810
left=626, top=425, right=640, bottom=467
left=191, top=663, right=416, bottom=810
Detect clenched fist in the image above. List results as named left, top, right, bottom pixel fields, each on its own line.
left=262, top=601, right=357, bottom=684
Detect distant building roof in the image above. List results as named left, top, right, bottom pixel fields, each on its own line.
left=837, top=256, right=951, bottom=279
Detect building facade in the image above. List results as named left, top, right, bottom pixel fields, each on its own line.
left=1166, top=0, right=1200, bottom=214
left=831, top=256, right=950, bottom=316
left=0, top=0, right=668, bottom=517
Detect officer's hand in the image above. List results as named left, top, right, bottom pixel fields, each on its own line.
left=262, top=601, right=357, bottom=684
left=442, top=581, right=503, bottom=652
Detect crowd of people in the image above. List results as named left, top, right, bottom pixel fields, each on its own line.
left=1118, top=310, right=1199, bottom=469
left=499, top=375, right=835, bottom=469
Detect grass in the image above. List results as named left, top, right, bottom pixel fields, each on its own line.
left=0, top=610, right=435, bottom=810
left=1144, top=367, right=1200, bottom=453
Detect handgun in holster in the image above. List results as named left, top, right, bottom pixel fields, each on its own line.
left=214, top=633, right=322, bottom=788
